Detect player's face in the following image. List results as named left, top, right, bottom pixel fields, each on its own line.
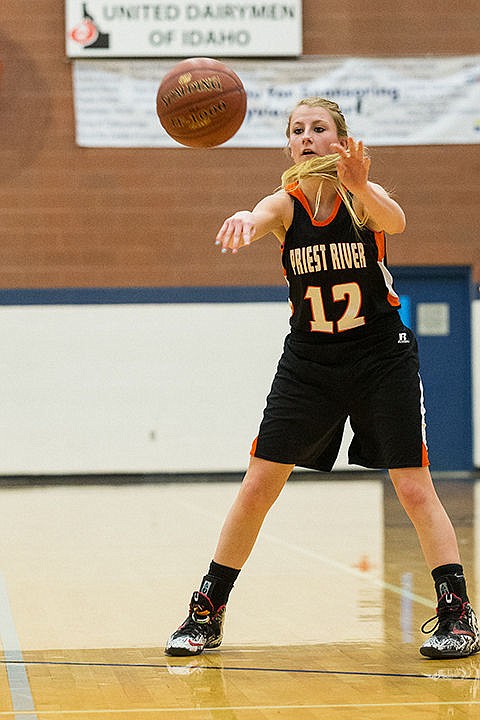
left=288, top=106, right=347, bottom=164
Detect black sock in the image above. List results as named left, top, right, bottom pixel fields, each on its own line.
left=431, top=563, right=469, bottom=602
left=199, top=560, right=240, bottom=609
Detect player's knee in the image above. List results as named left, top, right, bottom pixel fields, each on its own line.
left=238, top=467, right=287, bottom=514
left=237, top=476, right=276, bottom=514
left=389, top=469, right=433, bottom=511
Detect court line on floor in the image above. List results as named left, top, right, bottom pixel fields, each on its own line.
left=176, top=497, right=434, bottom=608
left=0, top=700, right=479, bottom=715
left=1, top=659, right=479, bottom=682
left=0, top=574, right=38, bottom=720
left=260, top=530, right=433, bottom=607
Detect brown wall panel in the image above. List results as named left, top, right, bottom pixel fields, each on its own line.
left=303, top=2, right=480, bottom=55
left=0, top=1, right=479, bottom=290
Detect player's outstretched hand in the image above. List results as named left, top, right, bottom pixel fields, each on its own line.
left=215, top=211, right=255, bottom=254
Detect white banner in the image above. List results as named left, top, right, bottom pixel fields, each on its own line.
left=65, top=0, right=302, bottom=57
left=73, top=56, right=480, bottom=147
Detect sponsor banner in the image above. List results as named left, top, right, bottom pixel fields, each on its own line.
left=65, top=0, right=302, bottom=57
left=73, top=56, right=480, bottom=147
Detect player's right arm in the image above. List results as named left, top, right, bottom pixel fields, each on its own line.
left=216, top=190, right=292, bottom=254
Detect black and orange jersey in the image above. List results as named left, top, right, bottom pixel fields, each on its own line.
left=282, top=183, right=401, bottom=341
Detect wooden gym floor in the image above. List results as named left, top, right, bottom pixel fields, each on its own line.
left=0, top=473, right=478, bottom=719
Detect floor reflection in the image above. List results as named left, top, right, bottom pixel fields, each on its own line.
left=0, top=473, right=477, bottom=719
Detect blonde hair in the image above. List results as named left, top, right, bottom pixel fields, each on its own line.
left=282, top=98, right=367, bottom=229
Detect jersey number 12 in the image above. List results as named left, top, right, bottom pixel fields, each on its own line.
left=305, top=282, right=365, bottom=333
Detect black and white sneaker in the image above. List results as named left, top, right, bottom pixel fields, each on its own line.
left=420, top=592, right=480, bottom=659
left=165, top=591, right=226, bottom=656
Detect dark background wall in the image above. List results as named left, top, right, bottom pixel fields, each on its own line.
left=1, top=1, right=479, bottom=289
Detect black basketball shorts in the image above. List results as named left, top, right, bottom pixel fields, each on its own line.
left=251, top=321, right=429, bottom=471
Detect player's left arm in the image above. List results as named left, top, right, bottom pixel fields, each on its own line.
left=353, top=181, right=406, bottom=235
left=331, top=137, right=406, bottom=235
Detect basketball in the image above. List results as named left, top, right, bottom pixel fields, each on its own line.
left=156, top=57, right=247, bottom=148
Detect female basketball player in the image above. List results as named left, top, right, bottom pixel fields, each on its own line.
left=166, top=98, right=479, bottom=660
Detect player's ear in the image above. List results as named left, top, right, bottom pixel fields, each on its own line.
left=339, top=137, right=348, bottom=149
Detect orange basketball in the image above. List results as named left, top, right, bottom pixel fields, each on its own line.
left=156, top=57, right=247, bottom=148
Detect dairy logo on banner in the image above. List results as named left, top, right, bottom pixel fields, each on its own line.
left=69, top=3, right=111, bottom=49
left=65, top=1, right=303, bottom=57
